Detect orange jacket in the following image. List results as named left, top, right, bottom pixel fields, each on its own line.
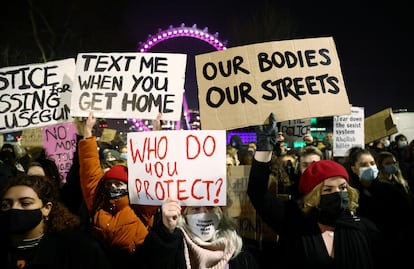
left=79, top=136, right=156, bottom=254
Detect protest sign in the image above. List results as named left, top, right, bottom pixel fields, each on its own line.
left=70, top=52, right=187, bottom=121
left=0, top=59, right=75, bottom=133
left=100, top=128, right=117, bottom=144
left=226, top=165, right=278, bottom=241
left=364, top=107, right=398, bottom=144
left=280, top=118, right=311, bottom=148
left=20, top=128, right=43, bottom=148
left=42, top=122, right=77, bottom=183
left=333, top=106, right=365, bottom=157
left=391, top=110, right=414, bottom=142
left=127, top=130, right=226, bottom=206
left=195, top=37, right=351, bottom=130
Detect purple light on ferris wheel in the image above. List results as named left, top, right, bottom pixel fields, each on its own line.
left=130, top=24, right=227, bottom=131
left=138, top=24, right=227, bottom=52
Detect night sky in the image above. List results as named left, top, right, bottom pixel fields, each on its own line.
left=1, top=0, right=412, bottom=118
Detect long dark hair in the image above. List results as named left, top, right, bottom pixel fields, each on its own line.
left=1, top=174, right=80, bottom=233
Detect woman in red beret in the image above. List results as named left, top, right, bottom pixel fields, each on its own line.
left=247, top=113, right=382, bottom=269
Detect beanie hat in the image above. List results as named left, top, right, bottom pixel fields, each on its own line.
left=102, top=164, right=128, bottom=183
left=299, top=160, right=349, bottom=194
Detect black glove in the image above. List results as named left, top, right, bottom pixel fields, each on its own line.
left=255, top=113, right=278, bottom=151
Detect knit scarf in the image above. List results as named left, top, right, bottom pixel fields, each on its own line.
left=179, top=226, right=235, bottom=269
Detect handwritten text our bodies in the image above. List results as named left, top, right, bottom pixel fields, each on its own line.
left=201, top=48, right=341, bottom=108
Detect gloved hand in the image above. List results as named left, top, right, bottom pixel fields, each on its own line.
left=255, top=113, right=278, bottom=151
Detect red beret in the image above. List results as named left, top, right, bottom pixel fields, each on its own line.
left=102, top=164, right=128, bottom=183
left=299, top=160, right=349, bottom=194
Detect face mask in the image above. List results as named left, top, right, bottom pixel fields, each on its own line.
left=104, top=188, right=128, bottom=199
left=0, top=208, right=43, bottom=234
left=359, top=165, right=378, bottom=181
left=248, top=149, right=255, bottom=156
left=398, top=141, right=408, bottom=148
left=383, top=139, right=390, bottom=147
left=318, top=191, right=349, bottom=225
left=384, top=164, right=398, bottom=174
left=186, top=212, right=219, bottom=241
left=119, top=153, right=128, bottom=160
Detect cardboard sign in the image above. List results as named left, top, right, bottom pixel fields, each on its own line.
left=20, top=128, right=43, bottom=148
left=391, top=111, right=414, bottom=142
left=70, top=52, right=187, bottom=121
left=100, top=128, right=117, bottom=144
left=226, top=165, right=278, bottom=241
left=280, top=118, right=311, bottom=147
left=364, top=107, right=398, bottom=144
left=0, top=59, right=75, bottom=133
left=42, top=122, right=77, bottom=183
left=196, top=37, right=351, bottom=130
left=127, top=130, right=226, bottom=206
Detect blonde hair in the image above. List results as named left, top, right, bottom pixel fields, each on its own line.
left=179, top=206, right=243, bottom=258
left=226, top=145, right=240, bottom=166
left=301, top=181, right=360, bottom=214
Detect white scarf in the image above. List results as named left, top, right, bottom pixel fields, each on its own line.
left=179, top=226, right=235, bottom=269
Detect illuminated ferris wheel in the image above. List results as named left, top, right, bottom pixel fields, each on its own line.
left=138, top=24, right=227, bottom=52
left=128, top=23, right=227, bottom=131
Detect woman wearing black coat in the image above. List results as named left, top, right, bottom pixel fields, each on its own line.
left=247, top=113, right=381, bottom=269
left=0, top=174, right=111, bottom=269
left=344, top=146, right=414, bottom=268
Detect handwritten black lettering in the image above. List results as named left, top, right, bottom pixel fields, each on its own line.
left=0, top=65, right=59, bottom=90
left=202, top=56, right=250, bottom=80
left=131, top=75, right=168, bottom=92
left=205, top=83, right=257, bottom=108
left=122, top=92, right=175, bottom=113
left=0, top=105, right=70, bottom=132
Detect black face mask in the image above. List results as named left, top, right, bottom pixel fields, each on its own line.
left=0, top=208, right=43, bottom=234
left=317, top=191, right=349, bottom=225
left=104, top=188, right=128, bottom=199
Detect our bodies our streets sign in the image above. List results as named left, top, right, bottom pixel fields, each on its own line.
left=195, top=37, right=351, bottom=130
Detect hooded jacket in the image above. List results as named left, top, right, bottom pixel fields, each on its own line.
left=79, top=136, right=156, bottom=255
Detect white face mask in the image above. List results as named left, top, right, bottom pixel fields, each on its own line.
left=398, top=140, right=408, bottom=148
left=186, top=212, right=219, bottom=241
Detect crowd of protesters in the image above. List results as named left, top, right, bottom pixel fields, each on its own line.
left=1, top=112, right=414, bottom=268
